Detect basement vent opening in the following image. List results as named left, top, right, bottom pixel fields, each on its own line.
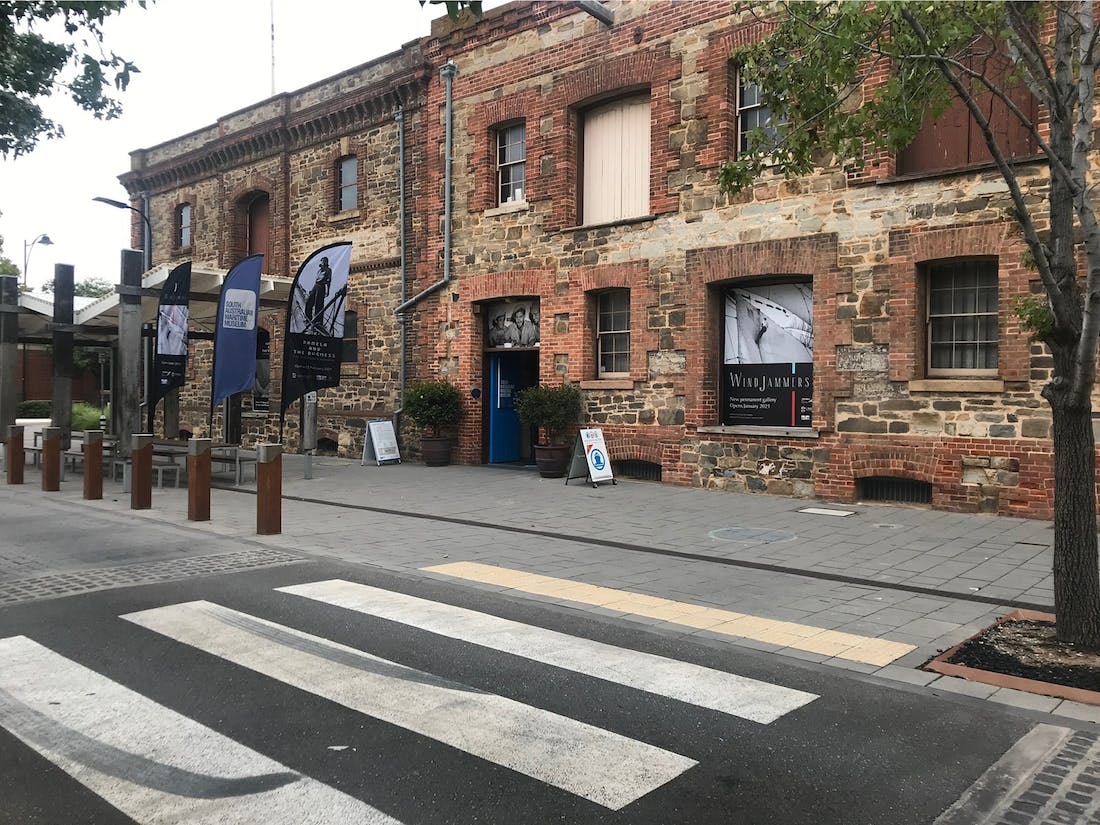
left=858, top=476, right=932, bottom=505
left=316, top=437, right=339, bottom=455
left=614, top=459, right=662, bottom=482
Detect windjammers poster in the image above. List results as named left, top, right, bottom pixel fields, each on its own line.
left=721, top=283, right=813, bottom=427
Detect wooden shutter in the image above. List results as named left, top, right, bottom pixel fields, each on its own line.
left=582, top=96, right=650, bottom=224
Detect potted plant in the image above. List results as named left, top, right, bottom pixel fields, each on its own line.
left=515, top=383, right=583, bottom=478
left=404, top=380, right=463, bottom=466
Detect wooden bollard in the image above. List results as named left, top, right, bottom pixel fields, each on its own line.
left=130, top=434, right=153, bottom=511
left=41, top=427, right=60, bottom=492
left=188, top=437, right=211, bottom=521
left=256, top=443, right=282, bottom=535
left=6, top=425, right=24, bottom=485
left=83, top=430, right=104, bottom=500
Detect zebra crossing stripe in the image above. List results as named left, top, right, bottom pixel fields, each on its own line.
left=122, top=601, right=696, bottom=810
left=0, top=635, right=402, bottom=825
left=278, top=579, right=817, bottom=724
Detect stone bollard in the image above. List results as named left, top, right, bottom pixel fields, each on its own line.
left=256, top=443, right=282, bottom=535
left=188, top=438, right=211, bottom=522
left=41, top=427, right=60, bottom=492
left=6, top=425, right=24, bottom=485
left=83, top=430, right=104, bottom=500
left=130, top=434, right=153, bottom=511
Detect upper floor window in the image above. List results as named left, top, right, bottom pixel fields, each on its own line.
left=897, top=43, right=1037, bottom=175
left=737, top=75, right=780, bottom=155
left=497, top=122, right=526, bottom=205
left=926, top=259, right=998, bottom=376
left=338, top=155, right=358, bottom=212
left=342, top=310, right=358, bottom=363
left=597, top=290, right=630, bottom=377
left=581, top=94, right=650, bottom=225
left=176, top=203, right=192, bottom=248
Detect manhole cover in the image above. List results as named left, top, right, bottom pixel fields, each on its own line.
left=708, top=527, right=796, bottom=544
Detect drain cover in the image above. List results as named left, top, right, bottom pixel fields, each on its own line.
left=708, top=527, right=796, bottom=544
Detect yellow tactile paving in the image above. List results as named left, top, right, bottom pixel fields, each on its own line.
left=422, top=561, right=916, bottom=667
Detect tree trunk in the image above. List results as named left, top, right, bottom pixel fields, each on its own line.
left=1049, top=395, right=1100, bottom=648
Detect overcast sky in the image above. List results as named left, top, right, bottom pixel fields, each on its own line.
left=0, top=0, right=496, bottom=292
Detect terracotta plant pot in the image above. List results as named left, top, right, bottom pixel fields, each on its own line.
left=534, top=443, right=570, bottom=478
left=421, top=436, right=453, bottom=467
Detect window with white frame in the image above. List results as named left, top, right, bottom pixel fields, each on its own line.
left=926, top=259, right=999, bottom=376
left=597, top=290, right=630, bottom=377
left=177, top=203, right=192, bottom=248
left=737, top=74, right=781, bottom=155
left=581, top=95, right=650, bottom=225
left=497, top=122, right=526, bottom=205
left=337, top=155, right=358, bottom=212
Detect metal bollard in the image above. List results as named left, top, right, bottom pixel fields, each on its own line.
left=83, top=430, right=104, bottom=500
left=188, top=438, right=211, bottom=521
left=256, top=443, right=282, bottom=535
left=130, top=434, right=153, bottom=510
left=6, top=425, right=23, bottom=485
left=41, top=427, right=60, bottom=492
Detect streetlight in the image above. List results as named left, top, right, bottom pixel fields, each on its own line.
left=22, top=233, right=53, bottom=288
left=93, top=195, right=152, bottom=272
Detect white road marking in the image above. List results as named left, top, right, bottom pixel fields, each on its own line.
left=278, top=579, right=817, bottom=724
left=123, top=601, right=695, bottom=810
left=0, top=635, right=401, bottom=825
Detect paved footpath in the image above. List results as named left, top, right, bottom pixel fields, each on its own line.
left=2, top=457, right=1099, bottom=823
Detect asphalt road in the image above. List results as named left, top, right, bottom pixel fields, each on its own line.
left=0, top=528, right=1038, bottom=825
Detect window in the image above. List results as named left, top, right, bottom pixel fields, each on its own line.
left=581, top=95, right=650, bottom=224
left=597, top=290, right=630, bottom=376
left=497, top=123, right=526, bottom=204
left=737, top=76, right=780, bottom=155
left=926, top=259, right=998, bottom=375
left=897, top=42, right=1037, bottom=175
left=341, top=310, right=358, bottom=363
left=337, top=155, right=358, bottom=212
left=177, top=203, right=192, bottom=248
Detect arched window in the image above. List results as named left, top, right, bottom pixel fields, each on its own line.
left=337, top=155, right=357, bottom=212
left=247, top=192, right=271, bottom=268
left=176, top=203, right=192, bottom=248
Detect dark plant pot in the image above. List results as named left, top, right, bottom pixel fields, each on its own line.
left=534, top=443, right=570, bottom=478
left=421, top=436, right=452, bottom=467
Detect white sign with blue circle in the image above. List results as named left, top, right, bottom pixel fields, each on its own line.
left=580, top=428, right=614, bottom=482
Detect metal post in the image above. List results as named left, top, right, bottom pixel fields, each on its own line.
left=188, top=437, right=211, bottom=521
left=83, top=429, right=103, bottom=500
left=302, top=391, right=317, bottom=479
left=51, top=264, right=74, bottom=454
left=130, top=433, right=152, bottom=510
left=256, top=443, right=282, bottom=534
left=41, top=426, right=60, bottom=491
left=6, top=425, right=23, bottom=485
left=0, top=276, right=18, bottom=446
left=118, top=250, right=143, bottom=458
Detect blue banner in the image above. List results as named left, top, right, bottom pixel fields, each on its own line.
left=211, top=255, right=264, bottom=409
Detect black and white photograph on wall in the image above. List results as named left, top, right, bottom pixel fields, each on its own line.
left=280, top=242, right=353, bottom=423
left=486, top=298, right=540, bottom=347
left=722, top=283, right=814, bottom=428
left=253, top=328, right=271, bottom=413
left=148, top=261, right=192, bottom=432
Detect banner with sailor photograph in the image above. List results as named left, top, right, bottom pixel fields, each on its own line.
left=721, top=282, right=813, bottom=428
left=147, top=262, right=191, bottom=431
left=280, top=242, right=352, bottom=424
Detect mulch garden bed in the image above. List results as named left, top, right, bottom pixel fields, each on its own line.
left=924, top=610, right=1100, bottom=704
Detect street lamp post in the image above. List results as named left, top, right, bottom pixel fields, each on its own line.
left=22, top=233, right=54, bottom=289
left=93, top=196, right=153, bottom=273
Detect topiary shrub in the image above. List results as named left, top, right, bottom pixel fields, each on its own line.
left=515, top=383, right=582, bottom=445
left=404, top=380, right=463, bottom=437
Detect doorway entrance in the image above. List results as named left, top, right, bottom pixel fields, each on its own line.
left=485, top=349, right=538, bottom=463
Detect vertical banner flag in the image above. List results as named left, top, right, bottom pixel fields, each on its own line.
left=148, top=262, right=192, bottom=432
left=280, top=242, right=352, bottom=431
left=211, top=255, right=265, bottom=416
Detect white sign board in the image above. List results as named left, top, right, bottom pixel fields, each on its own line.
left=580, top=428, right=614, bottom=482
left=362, top=419, right=401, bottom=466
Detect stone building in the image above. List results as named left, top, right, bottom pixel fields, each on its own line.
left=120, top=1, right=1066, bottom=518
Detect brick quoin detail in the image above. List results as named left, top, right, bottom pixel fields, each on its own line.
left=572, top=262, right=654, bottom=384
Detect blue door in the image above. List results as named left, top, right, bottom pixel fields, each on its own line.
left=488, top=353, right=522, bottom=463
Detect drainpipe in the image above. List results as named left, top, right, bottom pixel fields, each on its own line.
left=395, top=104, right=407, bottom=427
left=394, top=59, right=457, bottom=316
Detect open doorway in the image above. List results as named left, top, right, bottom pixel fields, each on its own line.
left=485, top=349, right=538, bottom=464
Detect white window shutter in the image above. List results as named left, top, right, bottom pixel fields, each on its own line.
left=582, top=96, right=650, bottom=224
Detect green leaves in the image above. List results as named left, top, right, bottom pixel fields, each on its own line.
left=0, top=1, right=142, bottom=158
